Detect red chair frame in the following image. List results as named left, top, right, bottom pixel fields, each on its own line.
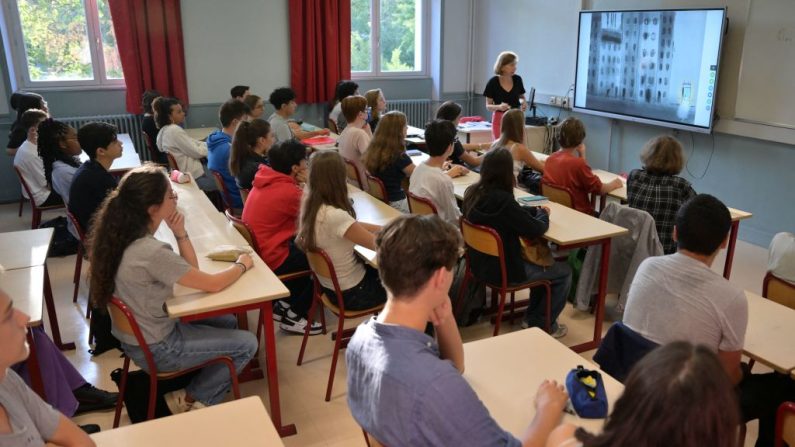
left=458, top=218, right=552, bottom=336
left=297, top=249, right=384, bottom=401
left=166, top=153, right=179, bottom=172
left=65, top=211, right=92, bottom=330
left=343, top=157, right=364, bottom=190
left=109, top=297, right=241, bottom=427
left=141, top=131, right=168, bottom=167
left=365, top=172, right=389, bottom=203
left=14, top=166, right=64, bottom=229
left=209, top=169, right=235, bottom=214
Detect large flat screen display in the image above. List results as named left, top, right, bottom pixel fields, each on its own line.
left=573, top=9, right=726, bottom=132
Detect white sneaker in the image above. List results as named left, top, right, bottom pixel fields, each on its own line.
left=164, top=389, right=192, bottom=415
left=280, top=314, right=323, bottom=335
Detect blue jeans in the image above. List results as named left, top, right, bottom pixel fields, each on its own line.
left=122, top=315, right=257, bottom=405
left=519, top=260, right=572, bottom=331
left=322, top=265, right=386, bottom=311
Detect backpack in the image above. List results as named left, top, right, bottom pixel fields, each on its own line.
left=109, top=367, right=199, bottom=423
left=39, top=216, right=79, bottom=257
left=449, top=257, right=487, bottom=326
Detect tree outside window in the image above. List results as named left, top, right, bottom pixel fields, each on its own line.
left=351, top=0, right=425, bottom=77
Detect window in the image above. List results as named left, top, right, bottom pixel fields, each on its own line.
left=351, top=0, right=428, bottom=78
left=2, top=0, right=123, bottom=88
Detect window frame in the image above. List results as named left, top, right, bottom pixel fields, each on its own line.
left=351, top=0, right=430, bottom=80
left=1, top=0, right=124, bottom=91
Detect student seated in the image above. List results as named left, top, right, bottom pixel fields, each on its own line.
left=622, top=194, right=795, bottom=447
left=346, top=214, right=568, bottom=446
left=13, top=109, right=63, bottom=208
left=494, top=108, right=545, bottom=193
left=68, top=122, right=122, bottom=233
left=6, top=91, right=48, bottom=156
left=0, top=288, right=98, bottom=446
left=542, top=117, right=622, bottom=215
left=229, top=119, right=274, bottom=191
left=547, top=341, right=741, bottom=447
left=230, top=85, right=249, bottom=101
left=363, top=111, right=414, bottom=212
left=267, top=87, right=328, bottom=144
left=463, top=148, right=572, bottom=338
left=336, top=95, right=373, bottom=185
left=155, top=97, right=218, bottom=192
left=409, top=119, right=468, bottom=224
left=141, top=90, right=168, bottom=165
left=37, top=119, right=82, bottom=206
left=364, top=88, right=387, bottom=133
left=328, top=80, right=359, bottom=132
left=297, top=151, right=386, bottom=311
left=627, top=135, right=696, bottom=254
left=768, top=232, right=795, bottom=284
left=242, top=141, right=321, bottom=335
left=243, top=94, right=265, bottom=121
left=87, top=164, right=258, bottom=412
left=207, top=100, right=247, bottom=210
left=435, top=101, right=485, bottom=168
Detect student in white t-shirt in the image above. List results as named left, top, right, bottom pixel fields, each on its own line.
left=409, top=119, right=468, bottom=224
left=768, top=232, right=795, bottom=285
left=297, top=151, right=386, bottom=311
left=337, top=95, right=372, bottom=187
left=0, top=287, right=95, bottom=447
left=12, top=109, right=63, bottom=208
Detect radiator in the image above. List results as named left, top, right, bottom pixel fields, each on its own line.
left=60, top=114, right=150, bottom=161
left=387, top=99, right=435, bottom=128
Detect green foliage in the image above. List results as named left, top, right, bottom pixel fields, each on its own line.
left=351, top=0, right=372, bottom=72
left=351, top=0, right=418, bottom=73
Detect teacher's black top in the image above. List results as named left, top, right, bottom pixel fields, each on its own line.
left=482, top=75, right=526, bottom=109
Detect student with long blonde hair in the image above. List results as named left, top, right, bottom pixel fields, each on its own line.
left=494, top=108, right=545, bottom=193
left=363, top=111, right=414, bottom=212
left=297, top=151, right=386, bottom=311
left=365, top=89, right=387, bottom=133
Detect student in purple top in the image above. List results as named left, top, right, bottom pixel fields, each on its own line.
left=346, top=214, right=568, bottom=447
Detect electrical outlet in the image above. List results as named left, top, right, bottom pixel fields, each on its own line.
left=561, top=97, right=570, bottom=109
left=549, top=96, right=557, bottom=105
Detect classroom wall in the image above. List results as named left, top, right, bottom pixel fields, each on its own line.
left=471, top=0, right=795, bottom=248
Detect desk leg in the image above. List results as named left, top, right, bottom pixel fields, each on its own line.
left=261, top=302, right=297, bottom=437
left=43, top=265, right=75, bottom=351
left=571, top=238, right=611, bottom=353
left=723, top=221, right=740, bottom=279
left=26, top=330, right=46, bottom=400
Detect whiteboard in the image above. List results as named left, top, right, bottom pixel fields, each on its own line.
left=734, top=0, right=795, bottom=129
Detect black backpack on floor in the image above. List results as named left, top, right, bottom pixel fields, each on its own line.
left=109, top=367, right=199, bottom=423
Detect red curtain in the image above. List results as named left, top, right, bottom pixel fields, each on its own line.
left=289, top=0, right=351, bottom=104
left=108, top=0, right=190, bottom=114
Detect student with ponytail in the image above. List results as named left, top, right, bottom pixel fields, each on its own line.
left=229, top=119, right=274, bottom=191
left=87, top=164, right=258, bottom=413
left=37, top=119, right=82, bottom=205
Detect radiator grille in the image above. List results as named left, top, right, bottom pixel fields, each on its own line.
left=60, top=114, right=150, bottom=161
left=387, top=99, right=435, bottom=128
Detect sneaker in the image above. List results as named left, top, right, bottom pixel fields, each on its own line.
left=164, top=389, right=192, bottom=415
left=73, top=383, right=118, bottom=414
left=190, top=400, right=207, bottom=411
left=551, top=323, right=568, bottom=339
left=272, top=300, right=288, bottom=322
left=279, top=313, right=323, bottom=336
left=79, top=424, right=101, bottom=434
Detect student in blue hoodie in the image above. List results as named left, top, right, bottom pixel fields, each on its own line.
left=207, top=100, right=248, bottom=210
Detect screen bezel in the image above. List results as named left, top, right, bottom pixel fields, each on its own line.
left=572, top=7, right=727, bottom=133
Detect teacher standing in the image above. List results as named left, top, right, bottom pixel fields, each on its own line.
left=483, top=51, right=527, bottom=139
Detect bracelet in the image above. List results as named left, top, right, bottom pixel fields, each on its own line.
left=175, top=233, right=189, bottom=241
left=234, top=261, right=247, bottom=273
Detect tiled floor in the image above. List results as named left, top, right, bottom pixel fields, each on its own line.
left=2, top=203, right=767, bottom=446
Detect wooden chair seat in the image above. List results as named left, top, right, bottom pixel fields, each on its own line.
left=319, top=293, right=382, bottom=319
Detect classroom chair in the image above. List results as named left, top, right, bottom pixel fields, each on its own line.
left=328, top=119, right=339, bottom=135
left=65, top=211, right=91, bottom=318
left=18, top=194, right=25, bottom=217
left=166, top=152, right=179, bottom=172
left=343, top=157, right=364, bottom=190
left=459, top=218, right=552, bottom=336
left=365, top=172, right=388, bottom=203
left=540, top=180, right=576, bottom=210
left=209, top=169, right=236, bottom=215
left=223, top=210, right=312, bottom=347
left=297, top=249, right=384, bottom=401
left=239, top=188, right=250, bottom=205
left=775, top=401, right=795, bottom=447
left=362, top=429, right=386, bottom=447
left=109, top=297, right=241, bottom=427
left=141, top=131, right=167, bottom=167
left=407, top=192, right=438, bottom=215
left=14, top=166, right=65, bottom=229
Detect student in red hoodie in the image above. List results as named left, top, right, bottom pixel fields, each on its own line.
left=242, top=140, right=322, bottom=335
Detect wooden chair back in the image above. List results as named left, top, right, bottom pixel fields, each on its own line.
left=365, top=172, right=388, bottom=203
left=763, top=272, right=795, bottom=310
left=461, top=218, right=501, bottom=257
left=224, top=210, right=261, bottom=254
left=209, top=169, right=234, bottom=213
left=166, top=152, right=179, bottom=171
left=407, top=192, right=438, bottom=215
left=343, top=157, right=364, bottom=189
left=239, top=188, right=250, bottom=204
left=328, top=119, right=339, bottom=134
left=140, top=131, right=166, bottom=166
left=541, top=181, right=575, bottom=209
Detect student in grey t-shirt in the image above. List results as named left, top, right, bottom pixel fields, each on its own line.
left=267, top=87, right=329, bottom=143
left=623, top=194, right=795, bottom=447
left=0, top=288, right=94, bottom=447
left=346, top=215, right=568, bottom=446
left=87, top=165, right=258, bottom=414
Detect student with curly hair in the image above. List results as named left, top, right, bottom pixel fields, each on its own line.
left=37, top=119, right=82, bottom=205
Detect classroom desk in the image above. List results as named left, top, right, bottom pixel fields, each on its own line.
left=457, top=121, right=549, bottom=151
left=78, top=133, right=141, bottom=174
left=154, top=177, right=296, bottom=437
left=406, top=124, right=426, bottom=146
left=91, top=397, right=284, bottom=447
left=184, top=127, right=216, bottom=141
left=0, top=228, right=74, bottom=351
left=464, top=328, right=623, bottom=436
left=742, top=291, right=795, bottom=373
left=348, top=184, right=403, bottom=268
left=2, top=266, right=47, bottom=399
